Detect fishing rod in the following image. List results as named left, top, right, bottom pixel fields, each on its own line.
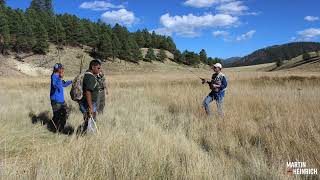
left=180, top=66, right=207, bottom=82
left=180, top=65, right=214, bottom=85
left=184, top=67, right=202, bottom=79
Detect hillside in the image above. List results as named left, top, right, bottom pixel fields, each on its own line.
left=0, top=45, right=211, bottom=77
left=227, top=42, right=320, bottom=67
left=222, top=57, right=241, bottom=67
left=261, top=51, right=320, bottom=72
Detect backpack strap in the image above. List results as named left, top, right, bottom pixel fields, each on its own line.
left=84, top=72, right=98, bottom=89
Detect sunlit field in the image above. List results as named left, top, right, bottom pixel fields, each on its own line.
left=0, top=69, right=320, bottom=179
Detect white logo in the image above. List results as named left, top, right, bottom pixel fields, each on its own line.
left=287, top=162, right=318, bottom=175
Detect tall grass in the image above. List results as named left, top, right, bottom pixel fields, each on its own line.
left=0, top=71, right=319, bottom=179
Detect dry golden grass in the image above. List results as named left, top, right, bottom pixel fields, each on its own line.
left=0, top=68, right=320, bottom=179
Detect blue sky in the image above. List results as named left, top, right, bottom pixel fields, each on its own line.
left=6, top=0, right=320, bottom=59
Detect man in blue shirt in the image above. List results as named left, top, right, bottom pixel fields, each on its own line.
left=202, top=63, right=228, bottom=117
left=50, top=63, right=72, bottom=132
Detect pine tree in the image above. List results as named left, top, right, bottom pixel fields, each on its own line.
left=151, top=31, right=159, bottom=48
left=303, top=52, right=311, bottom=61
left=213, top=57, right=222, bottom=64
left=44, top=0, right=53, bottom=14
left=111, top=33, right=120, bottom=60
left=134, top=30, right=145, bottom=48
left=129, top=38, right=142, bottom=63
left=159, top=38, right=168, bottom=50
left=81, top=19, right=98, bottom=48
left=144, top=48, right=156, bottom=62
left=207, top=57, right=214, bottom=66
left=158, top=49, right=166, bottom=62
left=0, top=11, right=10, bottom=54
left=199, top=49, right=208, bottom=64
left=22, top=17, right=35, bottom=52
left=29, top=0, right=44, bottom=11
left=183, top=51, right=200, bottom=66
left=173, top=50, right=182, bottom=63
left=120, top=41, right=132, bottom=62
left=96, top=33, right=112, bottom=61
left=276, top=59, right=283, bottom=67
left=60, top=14, right=81, bottom=46
left=33, top=20, right=49, bottom=54
left=0, top=0, right=5, bottom=5
left=13, top=10, right=35, bottom=53
left=166, top=37, right=176, bottom=53
left=142, top=29, right=152, bottom=47
left=113, top=24, right=132, bottom=61
left=52, top=17, right=66, bottom=45
left=6, top=9, right=20, bottom=50
left=29, top=0, right=53, bottom=13
left=77, top=21, right=87, bottom=46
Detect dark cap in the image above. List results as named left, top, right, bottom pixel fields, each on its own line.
left=53, top=63, right=64, bottom=71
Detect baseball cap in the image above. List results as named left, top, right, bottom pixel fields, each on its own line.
left=213, top=63, right=222, bottom=69
left=53, top=63, right=64, bottom=71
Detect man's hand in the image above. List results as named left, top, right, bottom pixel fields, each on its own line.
left=85, top=90, right=94, bottom=118
left=88, top=109, right=93, bottom=118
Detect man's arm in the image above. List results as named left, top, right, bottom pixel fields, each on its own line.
left=201, top=78, right=211, bottom=84
left=85, top=90, right=94, bottom=117
left=62, top=80, right=73, bottom=87
left=220, top=76, right=227, bottom=90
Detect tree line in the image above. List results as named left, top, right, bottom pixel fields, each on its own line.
left=0, top=0, right=220, bottom=66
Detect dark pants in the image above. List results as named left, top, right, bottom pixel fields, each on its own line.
left=50, top=101, right=68, bottom=132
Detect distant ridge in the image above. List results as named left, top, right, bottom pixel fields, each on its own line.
left=225, top=42, right=320, bottom=67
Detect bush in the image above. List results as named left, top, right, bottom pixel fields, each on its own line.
left=303, top=52, right=311, bottom=61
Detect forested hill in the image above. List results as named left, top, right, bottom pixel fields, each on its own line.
left=227, top=42, right=320, bottom=67
left=0, top=0, right=221, bottom=66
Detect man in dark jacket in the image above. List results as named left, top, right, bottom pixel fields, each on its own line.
left=50, top=63, right=72, bottom=132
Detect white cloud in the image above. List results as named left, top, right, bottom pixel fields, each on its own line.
left=297, top=28, right=320, bottom=40
left=213, top=30, right=230, bottom=41
left=236, top=30, right=256, bottom=41
left=213, top=30, right=229, bottom=37
left=304, top=16, right=319, bottom=22
left=156, top=13, right=238, bottom=37
left=213, top=30, right=256, bottom=42
left=80, top=1, right=124, bottom=11
left=184, top=0, right=233, bottom=8
left=216, top=1, right=248, bottom=15
left=101, top=9, right=138, bottom=26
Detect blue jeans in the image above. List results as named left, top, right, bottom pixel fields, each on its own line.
left=79, top=101, right=97, bottom=114
left=203, top=95, right=224, bottom=116
left=78, top=102, right=97, bottom=134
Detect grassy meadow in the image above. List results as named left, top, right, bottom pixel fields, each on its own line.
left=0, top=67, right=320, bottom=179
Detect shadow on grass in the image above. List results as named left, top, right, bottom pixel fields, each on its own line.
left=29, top=108, right=74, bottom=136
